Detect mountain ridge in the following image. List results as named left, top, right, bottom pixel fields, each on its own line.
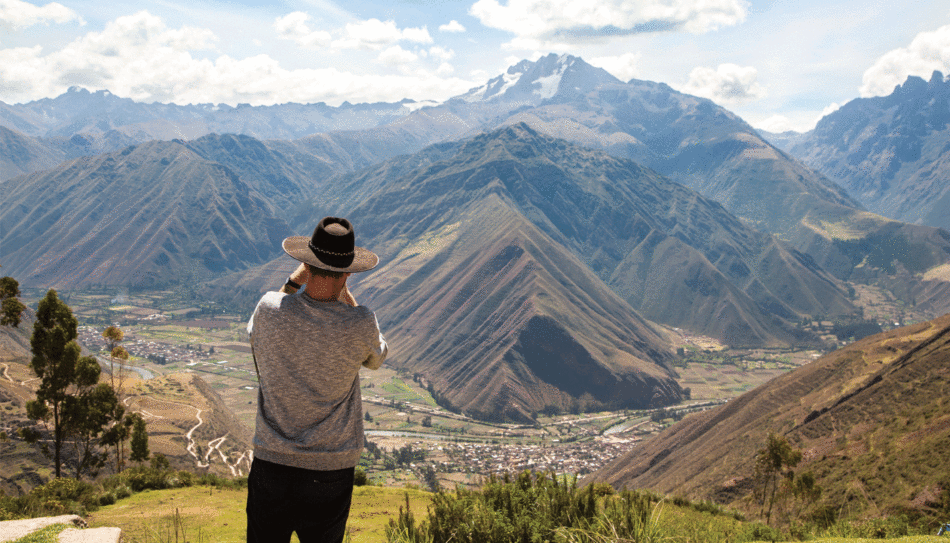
left=0, top=140, right=291, bottom=288
left=779, top=71, right=950, bottom=232
left=281, top=124, right=855, bottom=349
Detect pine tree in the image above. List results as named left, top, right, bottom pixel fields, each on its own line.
left=25, top=289, right=100, bottom=478
left=129, top=414, right=150, bottom=463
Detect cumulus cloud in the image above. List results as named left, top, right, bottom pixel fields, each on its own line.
left=334, top=18, right=432, bottom=50
left=0, top=0, right=83, bottom=29
left=429, top=46, right=454, bottom=61
left=439, top=20, right=466, bottom=33
left=470, top=0, right=747, bottom=46
left=860, top=24, right=950, bottom=97
left=589, top=52, right=641, bottom=82
left=273, top=12, right=331, bottom=47
left=818, top=102, right=840, bottom=119
left=755, top=115, right=796, bottom=134
left=378, top=45, right=418, bottom=65
left=681, top=63, right=766, bottom=105
left=0, top=10, right=474, bottom=106
left=437, top=62, right=454, bottom=75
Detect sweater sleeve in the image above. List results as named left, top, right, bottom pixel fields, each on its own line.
left=362, top=311, right=388, bottom=370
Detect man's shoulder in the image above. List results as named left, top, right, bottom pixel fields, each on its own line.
left=257, top=291, right=286, bottom=307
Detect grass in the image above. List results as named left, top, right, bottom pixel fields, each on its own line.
left=84, top=484, right=433, bottom=543
left=805, top=538, right=948, bottom=543
left=11, top=524, right=69, bottom=543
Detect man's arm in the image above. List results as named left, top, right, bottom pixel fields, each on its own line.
left=362, top=313, right=387, bottom=370
left=280, top=263, right=312, bottom=294
left=339, top=285, right=357, bottom=306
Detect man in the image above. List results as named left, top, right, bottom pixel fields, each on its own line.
left=246, top=216, right=388, bottom=543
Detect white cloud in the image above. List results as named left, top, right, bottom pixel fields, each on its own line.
left=860, top=24, right=950, bottom=97
left=429, top=46, right=454, bottom=61
left=437, top=62, right=454, bottom=75
left=439, top=20, right=466, bottom=33
left=589, top=52, right=641, bottom=82
left=378, top=45, right=418, bottom=65
left=0, top=11, right=475, bottom=106
left=754, top=115, right=796, bottom=134
left=334, top=18, right=432, bottom=50
left=0, top=0, right=83, bottom=29
left=818, top=102, right=840, bottom=119
left=681, top=63, right=766, bottom=105
left=469, top=0, right=747, bottom=45
left=273, top=12, right=331, bottom=48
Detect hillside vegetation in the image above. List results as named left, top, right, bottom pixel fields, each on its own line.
left=589, top=312, right=950, bottom=526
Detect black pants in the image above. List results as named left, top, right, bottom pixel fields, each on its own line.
left=246, top=457, right=355, bottom=543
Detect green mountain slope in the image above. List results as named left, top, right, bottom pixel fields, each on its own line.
left=587, top=312, right=950, bottom=520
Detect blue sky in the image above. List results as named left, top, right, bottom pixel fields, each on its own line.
left=1, top=0, right=949, bottom=132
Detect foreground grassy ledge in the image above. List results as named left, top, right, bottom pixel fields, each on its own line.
left=82, top=483, right=950, bottom=543
left=78, top=471, right=949, bottom=543
left=84, top=485, right=432, bottom=543
left=5, top=468, right=949, bottom=542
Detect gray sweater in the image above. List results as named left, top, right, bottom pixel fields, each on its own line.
left=247, top=291, right=387, bottom=470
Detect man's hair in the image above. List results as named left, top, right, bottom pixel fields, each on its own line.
left=307, top=264, right=346, bottom=280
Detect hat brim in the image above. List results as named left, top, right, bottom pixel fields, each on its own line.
left=282, top=236, right=379, bottom=273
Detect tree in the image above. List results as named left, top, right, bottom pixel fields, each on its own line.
left=26, top=289, right=101, bottom=478
left=0, top=277, right=25, bottom=328
left=102, top=324, right=131, bottom=470
left=753, top=432, right=803, bottom=525
left=102, top=325, right=128, bottom=390
left=129, top=413, right=149, bottom=463
left=62, top=382, right=120, bottom=479
left=100, top=406, right=133, bottom=472
left=790, top=470, right=822, bottom=522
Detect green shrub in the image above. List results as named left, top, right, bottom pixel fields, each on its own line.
left=737, top=521, right=782, bottom=542
left=122, top=466, right=171, bottom=492
left=30, top=477, right=98, bottom=515
left=114, top=485, right=131, bottom=500
left=386, top=471, right=662, bottom=543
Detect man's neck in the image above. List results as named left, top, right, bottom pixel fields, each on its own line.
left=304, top=276, right=345, bottom=302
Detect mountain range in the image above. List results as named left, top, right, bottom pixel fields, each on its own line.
left=5, top=55, right=949, bottom=298
left=262, top=123, right=859, bottom=419
left=587, top=311, right=950, bottom=520
left=4, top=54, right=950, bottom=420
left=0, top=87, right=412, bottom=143
left=306, top=124, right=855, bottom=345
left=770, top=71, right=950, bottom=233
left=0, top=140, right=292, bottom=287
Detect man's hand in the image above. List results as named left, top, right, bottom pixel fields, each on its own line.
left=279, top=263, right=312, bottom=294
left=339, top=285, right=358, bottom=307
left=289, top=263, right=311, bottom=285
